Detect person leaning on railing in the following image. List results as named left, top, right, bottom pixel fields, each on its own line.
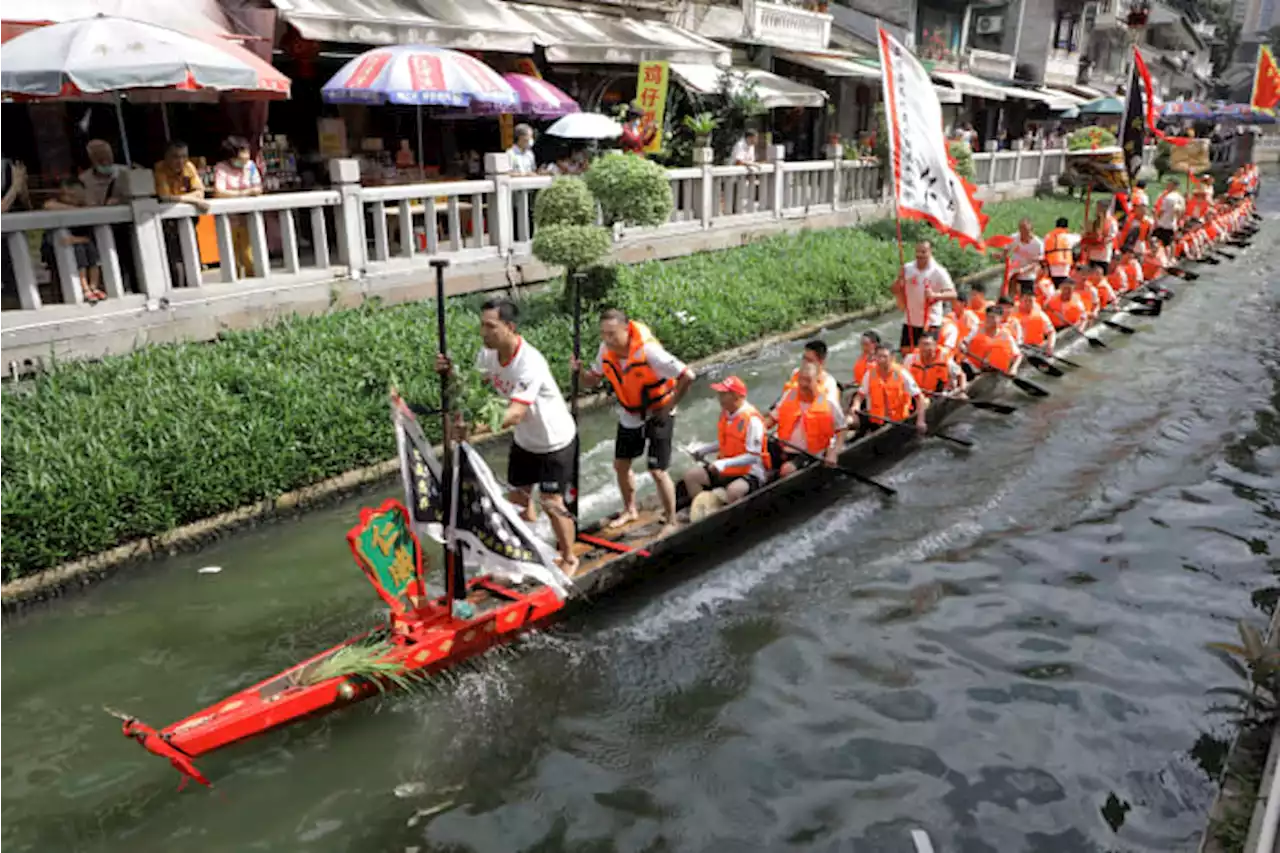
left=212, top=136, right=263, bottom=279
left=41, top=178, right=105, bottom=303
left=154, top=141, right=210, bottom=288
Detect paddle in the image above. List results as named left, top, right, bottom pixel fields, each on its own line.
left=1024, top=346, right=1083, bottom=369
left=1098, top=316, right=1137, bottom=334
left=1166, top=267, right=1199, bottom=281
left=773, top=435, right=897, bottom=496
left=1022, top=349, right=1065, bottom=377
left=985, top=367, right=1051, bottom=397
left=849, top=411, right=975, bottom=449
left=1213, top=249, right=1236, bottom=260
left=1201, top=255, right=1222, bottom=265
left=926, top=391, right=1017, bottom=415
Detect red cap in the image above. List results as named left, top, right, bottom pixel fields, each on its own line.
left=709, top=376, right=748, bottom=396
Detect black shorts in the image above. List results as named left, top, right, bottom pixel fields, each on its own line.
left=900, top=324, right=925, bottom=351
left=703, top=464, right=767, bottom=493
left=508, top=439, right=576, bottom=495
left=1051, top=274, right=1069, bottom=286
left=615, top=414, right=674, bottom=471
left=1088, top=259, right=1109, bottom=272
left=1153, top=226, right=1175, bottom=246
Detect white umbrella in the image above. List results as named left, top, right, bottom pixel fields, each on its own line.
left=1, top=14, right=278, bottom=162
left=545, top=112, right=623, bottom=140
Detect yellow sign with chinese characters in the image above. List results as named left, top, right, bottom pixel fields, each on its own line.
left=634, top=60, right=670, bottom=154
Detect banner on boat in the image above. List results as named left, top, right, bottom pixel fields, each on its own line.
left=391, top=394, right=574, bottom=599
left=877, top=26, right=987, bottom=249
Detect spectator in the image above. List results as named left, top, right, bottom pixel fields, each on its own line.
left=80, top=139, right=125, bottom=206
left=42, top=178, right=105, bottom=303
left=154, top=141, right=209, bottom=287
left=212, top=135, right=263, bottom=279
left=507, top=124, right=537, bottom=174
left=2, top=158, right=26, bottom=213
left=729, top=129, right=759, bottom=167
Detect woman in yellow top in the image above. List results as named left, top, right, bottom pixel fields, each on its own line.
left=153, top=142, right=209, bottom=287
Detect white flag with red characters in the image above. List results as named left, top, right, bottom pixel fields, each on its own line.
left=878, top=27, right=987, bottom=248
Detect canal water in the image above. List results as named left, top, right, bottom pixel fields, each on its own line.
left=5, top=191, right=1279, bottom=853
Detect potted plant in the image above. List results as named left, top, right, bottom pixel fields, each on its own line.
left=682, top=112, right=718, bottom=148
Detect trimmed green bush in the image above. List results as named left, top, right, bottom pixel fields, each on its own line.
left=584, top=152, right=674, bottom=227
left=949, top=141, right=975, bottom=181
left=533, top=176, right=596, bottom=228
left=1, top=194, right=1090, bottom=581
left=531, top=224, right=614, bottom=272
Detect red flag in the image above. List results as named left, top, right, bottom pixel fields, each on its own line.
left=1251, top=45, right=1280, bottom=113
left=1133, top=48, right=1190, bottom=147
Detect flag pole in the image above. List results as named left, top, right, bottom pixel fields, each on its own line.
left=568, top=270, right=583, bottom=529
left=431, top=258, right=467, bottom=606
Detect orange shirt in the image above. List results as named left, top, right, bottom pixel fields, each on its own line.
left=965, top=329, right=1020, bottom=373
left=1016, top=304, right=1054, bottom=346
left=1044, top=292, right=1086, bottom=329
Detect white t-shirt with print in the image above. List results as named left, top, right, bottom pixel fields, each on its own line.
left=1154, top=191, right=1185, bottom=229
left=475, top=338, right=576, bottom=454
left=1008, top=234, right=1044, bottom=280
left=901, top=260, right=954, bottom=329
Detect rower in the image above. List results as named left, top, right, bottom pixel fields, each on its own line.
left=1044, top=217, right=1077, bottom=285
left=891, top=239, right=957, bottom=354
left=852, top=330, right=880, bottom=387
left=1072, top=264, right=1101, bottom=323
left=777, top=339, right=841, bottom=407
left=574, top=308, right=694, bottom=535
left=684, top=376, right=771, bottom=505
left=1006, top=217, right=1044, bottom=296
left=1143, top=237, right=1170, bottom=282
left=947, top=291, right=981, bottom=349
left=1015, top=282, right=1057, bottom=356
left=903, top=330, right=966, bottom=396
left=1043, top=279, right=1088, bottom=334
left=437, top=298, right=579, bottom=572
left=967, top=280, right=990, bottom=324
left=960, top=304, right=1022, bottom=379
left=847, top=343, right=928, bottom=438
left=772, top=362, right=845, bottom=477
left=995, top=295, right=1022, bottom=344
left=1117, top=200, right=1153, bottom=256
left=1152, top=178, right=1185, bottom=248
left=1133, top=179, right=1150, bottom=210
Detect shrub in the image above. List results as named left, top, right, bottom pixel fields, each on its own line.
left=949, top=140, right=975, bottom=181
left=531, top=224, right=614, bottom=272
left=1067, top=125, right=1117, bottom=151
left=584, top=152, right=674, bottom=227
left=533, top=176, right=596, bottom=228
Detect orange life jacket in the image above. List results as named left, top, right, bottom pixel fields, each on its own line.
left=1034, top=277, right=1055, bottom=306
left=964, top=328, right=1019, bottom=374
left=1002, top=315, right=1023, bottom=344
left=864, top=365, right=915, bottom=425
left=1044, top=292, right=1086, bottom=329
left=1116, top=216, right=1151, bottom=251
left=716, top=403, right=770, bottom=477
left=1107, top=268, right=1128, bottom=294
left=1186, top=197, right=1210, bottom=220
left=853, top=353, right=872, bottom=386
left=781, top=367, right=839, bottom=405
left=968, top=294, right=989, bottom=324
left=1228, top=176, right=1246, bottom=198
left=599, top=321, right=678, bottom=419
left=1044, top=228, right=1073, bottom=271
left=1096, top=278, right=1117, bottom=309
left=937, top=316, right=960, bottom=350
left=954, top=307, right=980, bottom=344
left=1016, top=304, right=1054, bottom=346
left=905, top=347, right=954, bottom=394
left=775, top=391, right=837, bottom=455
left=1077, top=279, right=1099, bottom=314
left=1124, top=258, right=1144, bottom=288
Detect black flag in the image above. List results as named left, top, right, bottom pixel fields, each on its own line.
left=390, top=392, right=574, bottom=598
left=1120, top=62, right=1145, bottom=186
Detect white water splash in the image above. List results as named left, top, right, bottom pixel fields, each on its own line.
left=613, top=494, right=883, bottom=643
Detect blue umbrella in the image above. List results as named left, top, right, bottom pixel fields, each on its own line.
left=1077, top=96, right=1124, bottom=116
left=1161, top=99, right=1211, bottom=120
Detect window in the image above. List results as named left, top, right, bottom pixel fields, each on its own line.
left=1053, top=12, right=1080, bottom=52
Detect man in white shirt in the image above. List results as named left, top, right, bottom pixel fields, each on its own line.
left=436, top=298, right=579, bottom=571
left=892, top=240, right=958, bottom=352
left=1006, top=217, right=1044, bottom=292
left=1152, top=177, right=1185, bottom=247
left=574, top=309, right=695, bottom=535
left=506, top=124, right=537, bottom=175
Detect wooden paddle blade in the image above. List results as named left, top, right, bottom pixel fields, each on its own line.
left=1084, top=334, right=1108, bottom=348
left=935, top=432, right=974, bottom=449
left=1026, top=354, right=1065, bottom=377
left=846, top=469, right=897, bottom=496
left=1010, top=375, right=1051, bottom=397
left=1101, top=318, right=1136, bottom=334
left=1202, top=256, right=1221, bottom=265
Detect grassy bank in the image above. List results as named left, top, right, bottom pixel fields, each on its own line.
left=2, top=194, right=1091, bottom=581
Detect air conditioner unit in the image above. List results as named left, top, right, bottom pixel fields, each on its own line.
left=975, top=15, right=1004, bottom=35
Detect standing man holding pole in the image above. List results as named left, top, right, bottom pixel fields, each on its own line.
left=436, top=297, right=581, bottom=574
left=572, top=308, right=695, bottom=537
left=892, top=239, right=958, bottom=353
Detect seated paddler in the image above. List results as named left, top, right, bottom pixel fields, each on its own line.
left=683, top=375, right=772, bottom=505
left=769, top=362, right=846, bottom=477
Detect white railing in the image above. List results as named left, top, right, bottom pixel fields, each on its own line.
left=743, top=0, right=832, bottom=51
left=3, top=145, right=1085, bottom=332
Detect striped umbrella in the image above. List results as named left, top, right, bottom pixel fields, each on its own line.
left=501, top=73, right=579, bottom=117
left=320, top=45, right=517, bottom=109
left=1161, top=99, right=1211, bottom=120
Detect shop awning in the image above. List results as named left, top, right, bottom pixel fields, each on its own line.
left=269, top=0, right=536, bottom=53
left=1063, top=83, right=1107, bottom=100
left=932, top=70, right=1014, bottom=101
left=512, top=5, right=730, bottom=66
left=670, top=63, right=826, bottom=109
left=775, top=50, right=881, bottom=81
left=1039, top=86, right=1089, bottom=109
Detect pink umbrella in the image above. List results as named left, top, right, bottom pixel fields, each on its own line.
left=499, top=73, right=580, bottom=117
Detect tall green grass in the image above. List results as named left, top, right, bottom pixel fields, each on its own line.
left=1, top=194, right=1093, bottom=580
